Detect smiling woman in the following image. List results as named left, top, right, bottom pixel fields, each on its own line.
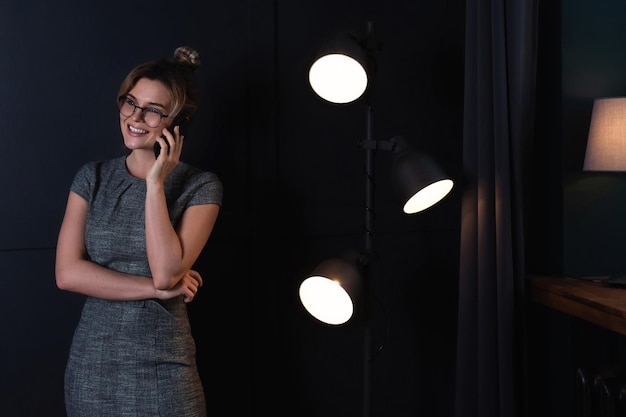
left=54, top=46, right=223, bottom=417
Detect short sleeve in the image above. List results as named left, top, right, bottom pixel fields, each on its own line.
left=70, top=162, right=96, bottom=201
left=187, top=171, right=223, bottom=207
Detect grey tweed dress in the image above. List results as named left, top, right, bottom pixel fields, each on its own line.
left=64, top=156, right=222, bottom=417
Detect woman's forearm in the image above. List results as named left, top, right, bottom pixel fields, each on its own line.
left=144, top=182, right=186, bottom=289
left=56, top=257, right=159, bottom=301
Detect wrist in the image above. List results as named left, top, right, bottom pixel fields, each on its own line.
left=145, top=179, right=164, bottom=192
left=153, top=286, right=164, bottom=300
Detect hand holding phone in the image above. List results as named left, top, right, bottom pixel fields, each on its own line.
left=154, top=114, right=187, bottom=158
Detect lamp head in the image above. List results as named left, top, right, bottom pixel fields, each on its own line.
left=584, top=97, right=626, bottom=171
left=308, top=32, right=372, bottom=104
left=299, top=257, right=362, bottom=325
left=390, top=136, right=454, bottom=214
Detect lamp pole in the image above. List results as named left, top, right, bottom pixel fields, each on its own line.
left=360, top=102, right=376, bottom=417
left=304, top=20, right=453, bottom=417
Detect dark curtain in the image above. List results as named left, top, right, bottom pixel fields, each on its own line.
left=455, top=1, right=539, bottom=417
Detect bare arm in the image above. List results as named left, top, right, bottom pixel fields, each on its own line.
left=55, top=191, right=203, bottom=301
left=145, top=126, right=221, bottom=290
left=144, top=183, right=220, bottom=290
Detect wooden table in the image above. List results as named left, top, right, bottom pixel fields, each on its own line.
left=527, top=275, right=626, bottom=336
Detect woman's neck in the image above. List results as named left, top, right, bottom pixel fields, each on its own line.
left=125, top=150, right=154, bottom=179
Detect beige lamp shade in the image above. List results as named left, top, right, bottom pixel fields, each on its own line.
left=584, top=97, right=626, bottom=171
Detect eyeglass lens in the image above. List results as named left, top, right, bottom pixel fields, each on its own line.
left=119, top=97, right=164, bottom=128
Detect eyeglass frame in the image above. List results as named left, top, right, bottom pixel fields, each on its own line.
left=118, top=95, right=171, bottom=127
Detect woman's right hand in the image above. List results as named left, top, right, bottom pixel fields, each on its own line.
left=156, top=269, right=204, bottom=303
left=147, top=125, right=184, bottom=185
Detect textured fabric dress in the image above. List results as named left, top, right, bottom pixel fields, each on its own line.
left=64, top=156, right=223, bottom=417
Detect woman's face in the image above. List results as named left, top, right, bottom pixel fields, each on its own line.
left=119, top=78, right=172, bottom=153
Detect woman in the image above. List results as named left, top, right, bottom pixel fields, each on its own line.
left=55, top=46, right=222, bottom=416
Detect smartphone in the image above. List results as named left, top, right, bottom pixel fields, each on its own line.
left=154, top=114, right=187, bottom=158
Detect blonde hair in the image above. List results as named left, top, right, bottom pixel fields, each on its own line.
left=117, top=46, right=201, bottom=125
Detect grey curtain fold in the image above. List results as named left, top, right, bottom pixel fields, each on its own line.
left=455, top=1, right=539, bottom=416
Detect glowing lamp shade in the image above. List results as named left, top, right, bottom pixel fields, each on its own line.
left=308, top=33, right=370, bottom=104
left=309, top=54, right=368, bottom=104
left=403, top=178, right=454, bottom=214
left=391, top=136, right=454, bottom=214
left=584, top=97, right=626, bottom=171
left=299, top=258, right=361, bottom=325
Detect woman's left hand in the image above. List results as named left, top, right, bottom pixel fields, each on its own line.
left=178, top=269, right=203, bottom=303
left=155, top=269, right=203, bottom=303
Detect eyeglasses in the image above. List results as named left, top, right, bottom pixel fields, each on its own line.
left=118, top=95, right=169, bottom=128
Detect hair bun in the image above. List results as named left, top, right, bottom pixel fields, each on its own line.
left=174, top=46, right=200, bottom=70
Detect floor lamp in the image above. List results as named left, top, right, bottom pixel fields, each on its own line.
left=298, top=24, right=454, bottom=417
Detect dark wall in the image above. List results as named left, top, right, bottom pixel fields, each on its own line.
left=562, top=0, right=626, bottom=276
left=0, top=1, right=464, bottom=416
left=527, top=1, right=626, bottom=416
